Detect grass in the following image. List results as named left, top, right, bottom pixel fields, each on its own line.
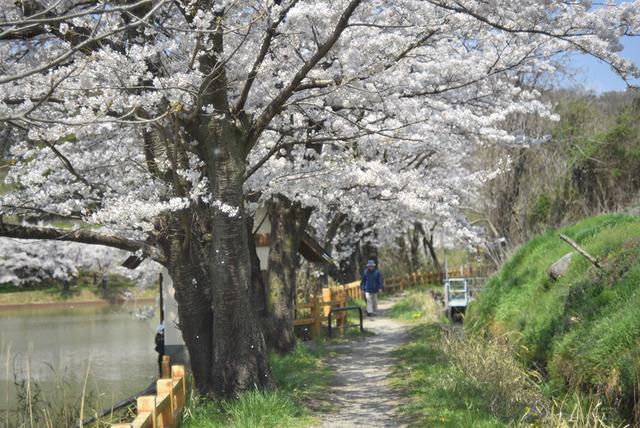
left=390, top=309, right=624, bottom=427
left=180, top=343, right=332, bottom=428
left=388, top=286, right=441, bottom=322
left=0, top=275, right=155, bottom=306
left=466, top=214, right=640, bottom=422
left=389, top=287, right=542, bottom=428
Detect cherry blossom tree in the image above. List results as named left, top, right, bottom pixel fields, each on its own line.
left=1, top=0, right=638, bottom=396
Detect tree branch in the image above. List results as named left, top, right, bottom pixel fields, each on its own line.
left=247, top=0, right=363, bottom=147
left=233, top=0, right=301, bottom=114
left=559, top=233, right=603, bottom=270
left=0, top=220, right=165, bottom=264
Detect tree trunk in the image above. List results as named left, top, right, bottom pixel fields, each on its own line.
left=164, top=235, right=214, bottom=395
left=184, top=117, right=273, bottom=397
left=409, top=224, right=421, bottom=271
left=417, top=222, right=442, bottom=274
left=264, top=195, right=312, bottom=353
left=360, top=240, right=378, bottom=269
left=320, top=212, right=346, bottom=289
left=246, top=217, right=268, bottom=318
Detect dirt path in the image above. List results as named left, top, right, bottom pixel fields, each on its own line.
left=318, top=294, right=412, bottom=428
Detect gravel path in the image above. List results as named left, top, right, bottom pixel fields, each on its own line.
left=317, top=294, right=412, bottom=428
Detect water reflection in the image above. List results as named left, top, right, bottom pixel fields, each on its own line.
left=0, top=302, right=159, bottom=413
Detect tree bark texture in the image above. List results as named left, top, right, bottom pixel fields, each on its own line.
left=160, top=219, right=214, bottom=395
left=264, top=195, right=312, bottom=353
left=203, top=122, right=273, bottom=396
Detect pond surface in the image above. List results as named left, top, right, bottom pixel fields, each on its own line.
left=0, top=301, right=159, bottom=417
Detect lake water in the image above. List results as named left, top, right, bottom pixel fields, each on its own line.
left=0, top=301, right=159, bottom=418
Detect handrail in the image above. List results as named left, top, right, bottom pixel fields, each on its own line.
left=111, top=359, right=186, bottom=428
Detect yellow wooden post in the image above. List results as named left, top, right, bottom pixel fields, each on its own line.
left=311, top=296, right=321, bottom=337
left=171, top=365, right=186, bottom=411
left=322, top=288, right=331, bottom=317
left=136, top=396, right=157, bottom=428
left=156, top=379, right=174, bottom=427
left=161, top=355, right=170, bottom=379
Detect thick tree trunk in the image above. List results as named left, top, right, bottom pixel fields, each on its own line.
left=180, top=116, right=273, bottom=397
left=264, top=195, right=312, bottom=353
left=205, top=138, right=272, bottom=396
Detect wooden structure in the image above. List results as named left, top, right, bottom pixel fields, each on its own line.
left=111, top=356, right=186, bottom=428
left=293, top=266, right=489, bottom=337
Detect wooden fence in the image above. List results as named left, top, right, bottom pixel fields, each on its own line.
left=294, top=266, right=490, bottom=337
left=111, top=356, right=186, bottom=428
left=110, top=266, right=488, bottom=428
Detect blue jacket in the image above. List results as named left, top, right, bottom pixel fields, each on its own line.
left=360, top=268, right=384, bottom=293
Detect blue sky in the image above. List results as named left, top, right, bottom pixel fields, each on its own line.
left=564, top=37, right=640, bottom=93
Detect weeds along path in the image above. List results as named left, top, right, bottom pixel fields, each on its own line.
left=318, top=294, right=411, bottom=428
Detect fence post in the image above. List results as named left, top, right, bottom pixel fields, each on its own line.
left=161, top=355, right=170, bottom=379
left=156, top=379, right=174, bottom=427
left=336, top=288, right=346, bottom=333
left=137, top=396, right=157, bottom=428
left=311, top=296, right=321, bottom=338
left=322, top=288, right=331, bottom=317
left=171, top=365, right=186, bottom=411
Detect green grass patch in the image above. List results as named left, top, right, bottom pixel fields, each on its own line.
left=388, top=287, right=441, bottom=322
left=0, top=273, right=155, bottom=305
left=180, top=390, right=312, bottom=428
left=391, top=324, right=523, bottom=427
left=466, top=213, right=640, bottom=422
left=180, top=343, right=331, bottom=427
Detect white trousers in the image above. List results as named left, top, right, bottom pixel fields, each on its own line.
left=365, top=292, right=378, bottom=314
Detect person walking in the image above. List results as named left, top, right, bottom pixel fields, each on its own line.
left=360, top=259, right=384, bottom=316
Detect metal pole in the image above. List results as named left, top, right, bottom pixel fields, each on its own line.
left=158, top=273, right=164, bottom=324
left=441, top=226, right=448, bottom=281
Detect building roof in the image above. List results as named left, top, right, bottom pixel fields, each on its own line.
left=299, top=231, right=336, bottom=266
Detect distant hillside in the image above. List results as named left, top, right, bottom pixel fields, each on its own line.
left=467, top=214, right=640, bottom=422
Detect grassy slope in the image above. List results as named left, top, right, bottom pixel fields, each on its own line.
left=390, top=287, right=625, bottom=427
left=466, top=213, right=640, bottom=420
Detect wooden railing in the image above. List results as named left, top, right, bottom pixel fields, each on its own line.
left=294, top=266, right=490, bottom=337
left=111, top=356, right=186, bottom=428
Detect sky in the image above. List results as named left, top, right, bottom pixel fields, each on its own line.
left=564, top=37, right=640, bottom=93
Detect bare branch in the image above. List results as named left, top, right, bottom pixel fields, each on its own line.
left=559, top=233, right=603, bottom=270
left=0, top=219, right=165, bottom=264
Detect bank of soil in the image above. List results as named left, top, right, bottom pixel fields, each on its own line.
left=318, top=294, right=412, bottom=428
